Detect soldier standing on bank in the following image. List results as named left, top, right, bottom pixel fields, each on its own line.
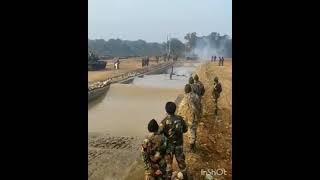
left=170, top=66, right=174, bottom=80
left=188, top=77, right=200, bottom=97
left=193, top=74, right=205, bottom=115
left=214, top=55, right=217, bottom=62
left=221, top=56, right=224, bottom=66
left=183, top=84, right=201, bottom=152
left=159, top=102, right=188, bottom=180
left=212, top=77, right=222, bottom=116
left=141, top=119, right=167, bottom=180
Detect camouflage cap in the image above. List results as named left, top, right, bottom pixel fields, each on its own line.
left=194, top=74, right=199, bottom=81
left=188, top=77, right=194, bottom=84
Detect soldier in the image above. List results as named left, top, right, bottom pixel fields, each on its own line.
left=218, top=57, right=222, bottom=66
left=193, top=74, right=205, bottom=115
left=142, top=57, right=146, bottom=67
left=214, top=55, right=217, bottom=62
left=182, top=84, right=201, bottom=152
left=117, top=58, right=120, bottom=69
left=211, top=56, right=213, bottom=62
left=212, top=77, right=222, bottom=116
left=141, top=119, right=167, bottom=180
left=159, top=102, right=188, bottom=179
left=188, top=77, right=200, bottom=97
left=193, top=74, right=205, bottom=97
left=221, top=56, right=224, bottom=66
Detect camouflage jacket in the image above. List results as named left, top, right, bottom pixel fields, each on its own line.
left=184, top=92, right=201, bottom=117
left=141, top=132, right=167, bottom=171
left=212, top=82, right=222, bottom=98
left=159, top=115, right=188, bottom=146
left=190, top=83, right=200, bottom=97
left=195, top=80, right=205, bottom=97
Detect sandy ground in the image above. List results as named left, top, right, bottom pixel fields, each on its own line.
left=88, top=132, right=142, bottom=180
left=88, top=57, right=162, bottom=82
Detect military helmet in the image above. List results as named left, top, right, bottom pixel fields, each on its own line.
left=189, top=77, right=194, bottom=84
left=184, top=84, right=192, bottom=93
left=194, top=74, right=199, bottom=81
left=165, top=102, right=176, bottom=115
left=214, top=76, right=219, bottom=82
left=148, top=119, right=159, bottom=132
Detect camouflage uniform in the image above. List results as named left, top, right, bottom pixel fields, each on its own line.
left=190, top=83, right=199, bottom=96
left=212, top=81, right=222, bottom=102
left=141, top=132, right=168, bottom=180
left=195, top=80, right=205, bottom=114
left=184, top=92, right=201, bottom=147
left=159, top=115, right=188, bottom=179
left=212, top=80, right=222, bottom=115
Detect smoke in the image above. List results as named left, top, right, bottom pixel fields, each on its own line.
left=187, top=36, right=231, bottom=60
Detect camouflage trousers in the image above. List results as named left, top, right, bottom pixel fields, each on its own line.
left=188, top=114, right=198, bottom=145
left=165, top=144, right=187, bottom=179
left=144, top=159, right=167, bottom=180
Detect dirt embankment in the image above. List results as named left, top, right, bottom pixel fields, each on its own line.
left=124, top=60, right=232, bottom=180
left=88, top=57, right=165, bottom=83
left=177, top=60, right=232, bottom=180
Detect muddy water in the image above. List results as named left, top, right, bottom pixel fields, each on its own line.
left=88, top=65, right=196, bottom=137
left=88, top=63, right=197, bottom=180
left=88, top=84, right=182, bottom=136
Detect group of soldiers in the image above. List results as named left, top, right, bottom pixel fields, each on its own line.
left=142, top=55, right=178, bottom=68
left=141, top=74, right=223, bottom=180
left=142, top=56, right=150, bottom=67
left=211, top=56, right=225, bottom=66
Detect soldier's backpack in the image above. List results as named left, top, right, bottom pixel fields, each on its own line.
left=198, top=82, right=205, bottom=96
left=172, top=116, right=188, bottom=134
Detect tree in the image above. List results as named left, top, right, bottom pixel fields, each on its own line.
left=184, top=32, right=197, bottom=51
left=167, top=38, right=185, bottom=56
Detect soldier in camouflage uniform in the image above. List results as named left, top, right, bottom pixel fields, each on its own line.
left=193, top=74, right=205, bottom=115
left=188, top=77, right=200, bottom=98
left=183, top=84, right=201, bottom=152
left=212, top=76, right=222, bottom=116
left=159, top=102, right=188, bottom=180
left=141, top=119, right=168, bottom=180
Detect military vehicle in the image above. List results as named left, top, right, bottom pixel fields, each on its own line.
left=88, top=51, right=107, bottom=71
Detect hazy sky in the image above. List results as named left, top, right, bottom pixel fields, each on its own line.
left=89, top=0, right=232, bottom=43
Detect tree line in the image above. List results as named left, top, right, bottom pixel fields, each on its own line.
left=88, top=32, right=231, bottom=58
